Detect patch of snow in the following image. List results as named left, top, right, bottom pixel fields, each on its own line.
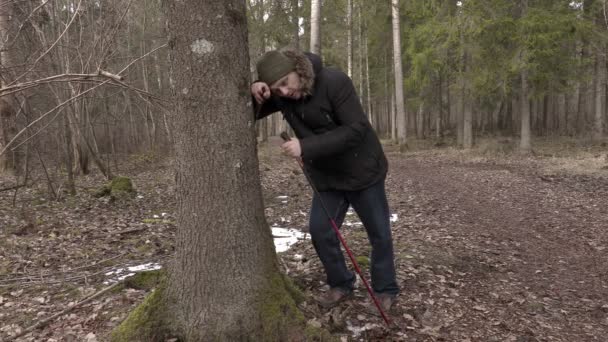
left=104, top=262, right=162, bottom=285
left=272, top=227, right=309, bottom=253
left=346, top=322, right=380, bottom=337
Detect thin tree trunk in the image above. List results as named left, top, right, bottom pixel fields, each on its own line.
left=392, top=0, right=406, bottom=147
left=357, top=2, right=363, bottom=97
left=416, top=100, right=424, bottom=139
left=0, top=4, right=17, bottom=174
left=520, top=68, right=532, bottom=152
left=292, top=0, right=300, bottom=49
left=347, top=0, right=353, bottom=78
left=463, top=83, right=473, bottom=148
left=519, top=0, right=532, bottom=153
left=593, top=42, right=606, bottom=141
left=310, top=0, right=321, bottom=55
left=365, top=35, right=372, bottom=125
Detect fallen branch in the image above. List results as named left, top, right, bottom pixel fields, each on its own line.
left=6, top=282, right=122, bottom=341
left=0, top=183, right=26, bottom=192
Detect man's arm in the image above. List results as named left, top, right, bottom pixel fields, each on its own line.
left=251, top=81, right=280, bottom=120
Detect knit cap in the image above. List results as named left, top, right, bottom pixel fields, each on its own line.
left=256, top=50, right=295, bottom=86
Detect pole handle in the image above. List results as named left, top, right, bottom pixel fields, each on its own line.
left=280, top=131, right=291, bottom=142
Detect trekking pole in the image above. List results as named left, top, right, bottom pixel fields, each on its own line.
left=280, top=132, right=391, bottom=326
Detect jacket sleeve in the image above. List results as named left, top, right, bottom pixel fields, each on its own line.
left=251, top=80, right=281, bottom=120
left=253, top=96, right=281, bottom=120
left=300, top=72, right=368, bottom=159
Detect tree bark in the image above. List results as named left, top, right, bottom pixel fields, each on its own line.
left=392, top=0, right=407, bottom=148
left=0, top=4, right=17, bottom=174
left=116, top=1, right=309, bottom=340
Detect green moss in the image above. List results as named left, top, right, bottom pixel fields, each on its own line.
left=110, top=284, right=170, bottom=342
left=255, top=272, right=335, bottom=341
left=112, top=271, right=333, bottom=341
left=136, top=243, right=154, bottom=254
left=110, top=176, right=135, bottom=195
left=355, top=256, right=370, bottom=269
left=303, top=325, right=339, bottom=341
left=282, top=274, right=305, bottom=305
left=257, top=272, right=305, bottom=340
left=124, top=270, right=164, bottom=291
left=93, top=185, right=111, bottom=198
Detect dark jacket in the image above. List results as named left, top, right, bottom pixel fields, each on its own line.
left=255, top=51, right=388, bottom=192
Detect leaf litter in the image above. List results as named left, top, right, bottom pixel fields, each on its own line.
left=0, top=139, right=607, bottom=340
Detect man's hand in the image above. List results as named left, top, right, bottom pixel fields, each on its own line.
left=281, top=138, right=301, bottom=158
left=251, top=82, right=271, bottom=104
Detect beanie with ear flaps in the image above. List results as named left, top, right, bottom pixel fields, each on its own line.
left=256, top=50, right=296, bottom=86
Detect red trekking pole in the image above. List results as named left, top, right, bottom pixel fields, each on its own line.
left=280, top=132, right=391, bottom=326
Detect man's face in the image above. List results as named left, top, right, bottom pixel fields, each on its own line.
left=270, top=71, right=302, bottom=100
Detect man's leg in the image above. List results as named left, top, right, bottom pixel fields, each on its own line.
left=348, top=179, right=399, bottom=297
left=309, top=190, right=355, bottom=292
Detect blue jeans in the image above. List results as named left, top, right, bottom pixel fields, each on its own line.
left=308, top=179, right=399, bottom=296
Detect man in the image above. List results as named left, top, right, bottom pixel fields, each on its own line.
left=251, top=49, right=399, bottom=311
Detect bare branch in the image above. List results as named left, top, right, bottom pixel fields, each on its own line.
left=0, top=79, right=111, bottom=157
left=118, top=43, right=168, bottom=75
left=7, top=0, right=82, bottom=86
left=0, top=70, right=122, bottom=95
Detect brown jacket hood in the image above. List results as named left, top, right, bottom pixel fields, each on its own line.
left=281, top=49, right=322, bottom=97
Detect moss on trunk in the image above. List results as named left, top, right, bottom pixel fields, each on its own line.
left=110, top=284, right=171, bottom=342
left=111, top=272, right=335, bottom=341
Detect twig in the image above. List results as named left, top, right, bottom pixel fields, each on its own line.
left=0, top=80, right=111, bottom=157
left=118, top=43, right=167, bottom=75
left=5, top=282, right=122, bottom=341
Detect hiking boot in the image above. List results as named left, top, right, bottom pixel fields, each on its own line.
left=377, top=294, right=396, bottom=312
left=317, top=288, right=353, bottom=308
left=364, top=294, right=396, bottom=316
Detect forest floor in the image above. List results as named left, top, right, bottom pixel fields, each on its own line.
left=1, top=137, right=608, bottom=341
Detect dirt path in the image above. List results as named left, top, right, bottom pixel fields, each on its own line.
left=382, top=153, right=608, bottom=341
left=271, top=144, right=608, bottom=341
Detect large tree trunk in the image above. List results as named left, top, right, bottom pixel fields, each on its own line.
left=310, top=0, right=322, bottom=55
left=392, top=0, right=407, bottom=148
left=111, top=1, right=309, bottom=340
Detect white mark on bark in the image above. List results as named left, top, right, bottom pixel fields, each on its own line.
left=190, top=39, right=214, bottom=56
left=182, top=88, right=189, bottom=95
left=235, top=161, right=242, bottom=169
